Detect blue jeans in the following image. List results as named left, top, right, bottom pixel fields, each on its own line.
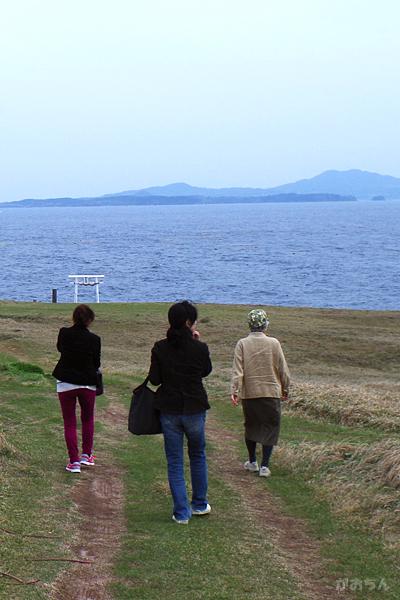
left=160, top=412, right=208, bottom=521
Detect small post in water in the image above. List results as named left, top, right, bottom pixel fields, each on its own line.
left=52, top=289, right=58, bottom=303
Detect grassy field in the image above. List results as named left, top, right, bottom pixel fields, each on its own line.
left=0, top=302, right=399, bottom=599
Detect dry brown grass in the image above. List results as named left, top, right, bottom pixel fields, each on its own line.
left=0, top=432, right=15, bottom=455
left=276, top=439, right=400, bottom=549
left=287, top=381, right=400, bottom=431
left=1, top=302, right=400, bottom=382
left=1, top=301, right=400, bottom=555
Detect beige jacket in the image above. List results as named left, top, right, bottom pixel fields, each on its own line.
left=231, top=332, right=290, bottom=400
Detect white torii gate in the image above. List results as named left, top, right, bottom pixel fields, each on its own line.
left=68, top=275, right=104, bottom=303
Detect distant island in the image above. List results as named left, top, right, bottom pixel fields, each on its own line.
left=2, top=169, right=400, bottom=208
left=2, top=192, right=356, bottom=209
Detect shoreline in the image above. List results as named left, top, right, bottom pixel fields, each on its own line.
left=0, top=299, right=399, bottom=314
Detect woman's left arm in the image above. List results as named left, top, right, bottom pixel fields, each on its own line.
left=148, top=346, right=161, bottom=386
left=202, top=345, right=212, bottom=378
left=277, top=342, right=290, bottom=398
left=94, top=336, right=101, bottom=370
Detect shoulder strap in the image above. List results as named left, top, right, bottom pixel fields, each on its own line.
left=133, top=375, right=151, bottom=395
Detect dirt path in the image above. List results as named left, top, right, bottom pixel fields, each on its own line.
left=50, top=401, right=126, bottom=600
left=50, top=397, right=349, bottom=600
left=206, top=414, right=351, bottom=600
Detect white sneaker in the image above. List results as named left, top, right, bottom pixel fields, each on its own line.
left=192, top=504, right=211, bottom=516
left=244, top=460, right=259, bottom=472
left=80, top=453, right=95, bottom=466
left=66, top=461, right=81, bottom=473
left=172, top=515, right=189, bottom=525
left=259, top=466, right=271, bottom=477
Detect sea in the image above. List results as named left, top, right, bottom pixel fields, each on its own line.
left=1, top=200, right=399, bottom=310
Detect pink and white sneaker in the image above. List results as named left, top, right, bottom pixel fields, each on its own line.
left=80, top=454, right=95, bottom=466
left=66, top=461, right=81, bottom=473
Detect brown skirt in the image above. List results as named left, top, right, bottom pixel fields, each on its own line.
left=242, top=397, right=281, bottom=445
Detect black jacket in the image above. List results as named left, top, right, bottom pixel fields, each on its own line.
left=149, top=331, right=212, bottom=415
left=52, top=324, right=101, bottom=386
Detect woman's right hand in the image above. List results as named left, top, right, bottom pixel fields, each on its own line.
left=231, top=393, right=239, bottom=406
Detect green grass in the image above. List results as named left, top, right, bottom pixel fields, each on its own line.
left=0, top=353, right=110, bottom=599
left=0, top=355, right=78, bottom=599
left=266, top=467, right=398, bottom=595
left=209, top=393, right=400, bottom=599
left=1, top=302, right=400, bottom=598
left=110, top=384, right=304, bottom=600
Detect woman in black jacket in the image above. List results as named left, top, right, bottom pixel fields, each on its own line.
left=149, top=301, right=212, bottom=524
left=53, top=304, right=101, bottom=473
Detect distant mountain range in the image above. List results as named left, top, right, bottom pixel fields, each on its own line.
left=108, top=169, right=400, bottom=199
left=3, top=169, right=400, bottom=208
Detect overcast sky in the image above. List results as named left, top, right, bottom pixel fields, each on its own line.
left=1, top=0, right=399, bottom=201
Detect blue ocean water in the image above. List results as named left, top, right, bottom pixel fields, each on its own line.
left=0, top=201, right=399, bottom=309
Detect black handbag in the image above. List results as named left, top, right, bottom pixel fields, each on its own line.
left=96, top=370, right=104, bottom=396
left=128, top=376, right=162, bottom=435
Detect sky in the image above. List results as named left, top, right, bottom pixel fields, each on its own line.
left=1, top=0, right=400, bottom=202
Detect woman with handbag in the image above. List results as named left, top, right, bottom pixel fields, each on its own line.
left=149, top=300, right=212, bottom=524
left=53, top=304, right=101, bottom=473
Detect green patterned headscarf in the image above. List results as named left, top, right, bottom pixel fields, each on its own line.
left=247, top=309, right=269, bottom=331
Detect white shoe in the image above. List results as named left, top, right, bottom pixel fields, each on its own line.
left=192, top=504, right=211, bottom=516
left=259, top=466, right=271, bottom=477
left=244, top=460, right=259, bottom=472
left=80, top=453, right=95, bottom=466
left=172, top=515, right=189, bottom=525
left=66, top=461, right=81, bottom=473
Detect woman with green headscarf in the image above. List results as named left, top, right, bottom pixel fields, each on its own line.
left=231, top=309, right=290, bottom=477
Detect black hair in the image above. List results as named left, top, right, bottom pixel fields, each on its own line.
left=167, top=300, right=198, bottom=346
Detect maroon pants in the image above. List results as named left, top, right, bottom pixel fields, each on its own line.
left=58, top=388, right=96, bottom=463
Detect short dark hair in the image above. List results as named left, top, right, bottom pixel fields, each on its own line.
left=72, top=304, right=95, bottom=327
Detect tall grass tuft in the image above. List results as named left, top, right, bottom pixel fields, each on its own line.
left=288, top=382, right=400, bottom=431
left=0, top=431, right=16, bottom=458
left=276, top=439, right=400, bottom=549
